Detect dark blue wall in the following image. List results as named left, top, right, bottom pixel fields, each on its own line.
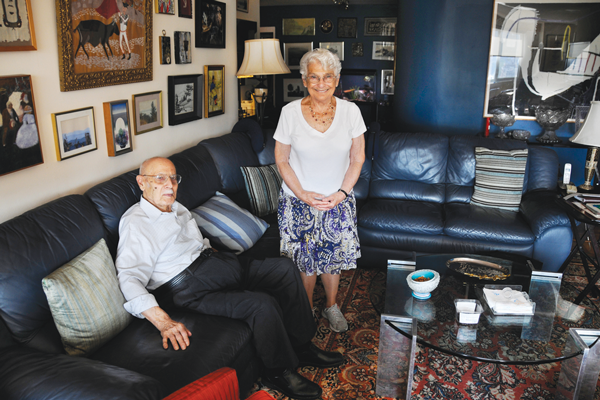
left=394, top=0, right=585, bottom=184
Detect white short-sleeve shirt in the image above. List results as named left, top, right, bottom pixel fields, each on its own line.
left=273, top=98, right=366, bottom=197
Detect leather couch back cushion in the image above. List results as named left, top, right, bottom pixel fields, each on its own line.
left=0, top=195, right=105, bottom=348
left=371, top=132, right=448, bottom=201
left=526, top=147, right=559, bottom=191
left=200, top=132, right=261, bottom=193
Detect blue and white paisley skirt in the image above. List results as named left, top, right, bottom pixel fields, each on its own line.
left=277, top=189, right=361, bottom=276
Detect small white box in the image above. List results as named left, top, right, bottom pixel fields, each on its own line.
left=455, top=299, right=483, bottom=324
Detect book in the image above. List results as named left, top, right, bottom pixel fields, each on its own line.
left=585, top=202, right=600, bottom=216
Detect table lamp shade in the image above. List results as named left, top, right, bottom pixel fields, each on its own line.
left=570, top=101, right=600, bottom=147
left=236, top=39, right=290, bottom=77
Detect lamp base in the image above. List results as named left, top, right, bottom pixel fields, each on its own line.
left=579, top=147, right=600, bottom=192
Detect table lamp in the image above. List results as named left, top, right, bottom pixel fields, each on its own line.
left=569, top=100, right=600, bottom=191
left=236, top=39, right=290, bottom=127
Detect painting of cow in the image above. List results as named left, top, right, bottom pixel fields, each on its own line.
left=73, top=19, right=119, bottom=60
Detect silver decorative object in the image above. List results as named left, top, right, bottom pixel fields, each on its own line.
left=535, top=107, right=570, bottom=144
left=491, top=112, right=515, bottom=139
left=509, top=129, right=531, bottom=141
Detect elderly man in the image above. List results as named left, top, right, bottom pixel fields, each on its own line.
left=116, top=157, right=342, bottom=400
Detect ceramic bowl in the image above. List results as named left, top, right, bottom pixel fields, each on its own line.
left=406, top=270, right=440, bottom=300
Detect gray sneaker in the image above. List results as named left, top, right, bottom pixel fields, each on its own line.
left=322, top=304, right=348, bottom=332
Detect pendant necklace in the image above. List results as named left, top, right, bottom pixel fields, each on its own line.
left=308, top=100, right=336, bottom=124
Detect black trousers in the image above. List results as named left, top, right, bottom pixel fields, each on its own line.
left=166, top=251, right=317, bottom=369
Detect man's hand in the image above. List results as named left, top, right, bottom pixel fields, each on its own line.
left=142, top=306, right=192, bottom=350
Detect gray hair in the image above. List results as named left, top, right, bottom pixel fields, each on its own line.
left=299, top=48, right=342, bottom=78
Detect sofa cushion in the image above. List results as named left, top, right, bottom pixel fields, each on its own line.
left=41, top=239, right=131, bottom=357
left=358, top=199, right=444, bottom=235
left=240, top=164, right=282, bottom=217
left=471, top=147, right=528, bottom=211
left=444, top=203, right=534, bottom=245
left=190, top=192, right=268, bottom=254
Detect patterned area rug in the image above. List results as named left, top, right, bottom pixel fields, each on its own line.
left=247, top=254, right=600, bottom=399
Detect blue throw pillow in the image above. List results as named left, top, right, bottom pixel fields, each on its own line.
left=190, top=192, right=268, bottom=254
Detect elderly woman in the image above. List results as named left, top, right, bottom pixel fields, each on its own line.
left=274, top=49, right=366, bottom=333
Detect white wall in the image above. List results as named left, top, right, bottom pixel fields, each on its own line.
left=0, top=0, right=258, bottom=224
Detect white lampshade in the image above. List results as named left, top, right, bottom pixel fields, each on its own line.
left=570, top=101, right=600, bottom=147
left=236, top=39, right=291, bottom=77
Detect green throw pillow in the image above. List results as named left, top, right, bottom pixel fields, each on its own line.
left=42, top=239, right=131, bottom=357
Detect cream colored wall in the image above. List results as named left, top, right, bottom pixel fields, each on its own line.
left=0, top=0, right=259, bottom=224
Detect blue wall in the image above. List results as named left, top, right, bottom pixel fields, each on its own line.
left=394, top=0, right=586, bottom=184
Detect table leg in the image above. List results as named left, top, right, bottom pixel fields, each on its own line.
left=574, top=226, right=600, bottom=305
left=556, top=329, right=600, bottom=400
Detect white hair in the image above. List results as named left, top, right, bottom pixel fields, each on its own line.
left=299, top=48, right=342, bottom=78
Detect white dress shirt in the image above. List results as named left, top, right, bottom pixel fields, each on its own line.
left=116, top=197, right=210, bottom=318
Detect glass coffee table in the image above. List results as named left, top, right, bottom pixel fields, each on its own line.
left=375, top=254, right=600, bottom=400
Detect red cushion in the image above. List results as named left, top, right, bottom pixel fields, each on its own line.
left=246, top=392, right=276, bottom=400
left=163, top=368, right=238, bottom=400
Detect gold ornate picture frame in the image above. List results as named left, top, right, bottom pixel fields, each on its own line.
left=56, top=0, right=153, bottom=92
left=0, top=0, right=37, bottom=51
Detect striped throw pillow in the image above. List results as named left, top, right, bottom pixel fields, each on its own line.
left=190, top=192, right=268, bottom=254
left=471, top=147, right=528, bottom=212
left=42, top=239, right=131, bottom=357
left=240, top=164, right=282, bottom=217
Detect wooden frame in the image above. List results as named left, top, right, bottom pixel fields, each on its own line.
left=132, top=91, right=163, bottom=135
left=174, top=31, right=192, bottom=64
left=0, top=74, right=43, bottom=176
left=0, top=0, right=36, bottom=51
left=372, top=41, right=394, bottom=61
left=364, top=17, right=396, bottom=37
left=484, top=0, right=600, bottom=120
left=381, top=69, right=394, bottom=95
left=56, top=0, right=152, bottom=92
left=156, top=0, right=175, bottom=15
left=320, top=42, right=344, bottom=61
left=103, top=100, right=132, bottom=157
left=337, top=17, right=357, bottom=39
left=284, top=42, right=313, bottom=70
left=282, top=18, right=315, bottom=36
left=195, top=0, right=226, bottom=49
left=178, top=0, right=192, bottom=18
left=52, top=107, right=97, bottom=161
left=204, top=65, right=225, bottom=118
left=168, top=74, right=203, bottom=125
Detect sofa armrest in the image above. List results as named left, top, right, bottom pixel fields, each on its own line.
left=520, top=190, right=570, bottom=238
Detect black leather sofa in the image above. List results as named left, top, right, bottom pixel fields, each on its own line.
left=0, top=120, right=571, bottom=400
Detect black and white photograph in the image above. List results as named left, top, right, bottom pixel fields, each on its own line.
left=195, top=0, right=226, bottom=48
left=174, top=31, right=191, bottom=64
left=320, top=42, right=344, bottom=61
left=364, top=17, right=396, bottom=36
left=284, top=42, right=313, bottom=70
left=160, top=35, right=171, bottom=64
left=283, top=79, right=306, bottom=102
left=168, top=74, right=203, bottom=125
left=337, top=17, right=357, bottom=38
left=372, top=41, right=394, bottom=61
left=381, top=69, right=394, bottom=95
left=174, top=83, right=194, bottom=115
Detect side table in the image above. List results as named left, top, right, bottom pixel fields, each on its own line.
left=556, top=196, right=600, bottom=304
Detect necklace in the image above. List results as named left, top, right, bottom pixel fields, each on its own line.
left=308, top=100, right=336, bottom=124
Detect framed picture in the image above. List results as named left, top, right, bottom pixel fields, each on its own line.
left=168, top=74, right=203, bottom=125
left=178, top=0, right=192, bottom=18
left=320, top=20, right=333, bottom=34
left=260, top=26, right=275, bottom=39
left=283, top=79, right=306, bottom=102
left=195, top=0, right=226, bottom=49
left=282, top=18, right=315, bottom=36
left=174, top=31, right=191, bottom=64
left=320, top=42, right=344, bottom=61
left=337, top=17, right=357, bottom=39
left=364, top=17, right=396, bottom=36
left=381, top=69, right=394, bottom=95
left=56, top=0, right=152, bottom=92
left=334, top=69, right=376, bottom=103
left=103, top=100, right=132, bottom=157
left=352, top=42, right=364, bottom=57
left=237, top=0, right=248, bottom=13
left=132, top=91, right=163, bottom=135
left=51, top=107, right=97, bottom=161
left=372, top=41, right=394, bottom=61
left=156, top=0, right=175, bottom=14
left=0, top=75, right=43, bottom=176
left=160, top=35, right=171, bottom=64
left=484, top=1, right=600, bottom=120
left=0, top=0, right=36, bottom=51
left=204, top=65, right=225, bottom=118
left=284, top=42, right=313, bottom=70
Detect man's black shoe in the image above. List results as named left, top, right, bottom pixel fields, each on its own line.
left=297, top=343, right=344, bottom=368
left=262, top=368, right=322, bottom=400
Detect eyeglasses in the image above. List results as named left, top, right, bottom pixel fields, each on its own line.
left=141, top=174, right=182, bottom=184
left=306, top=74, right=337, bottom=84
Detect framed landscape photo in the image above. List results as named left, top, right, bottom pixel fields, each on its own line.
left=103, top=100, right=132, bottom=157
left=52, top=107, right=97, bottom=161
left=0, top=0, right=36, bottom=51
left=284, top=42, right=313, bottom=70
left=0, top=75, right=43, bottom=176
left=168, top=74, right=203, bottom=125
left=156, top=0, right=175, bottom=14
left=372, top=41, right=394, bottom=61
left=178, top=0, right=192, bottom=18
left=320, top=42, right=344, bottom=61
left=204, top=65, right=225, bottom=118
left=283, top=78, right=306, bottom=102
left=381, top=69, right=394, bottom=95
left=132, top=91, right=163, bottom=135
left=282, top=18, right=315, bottom=36
left=174, top=31, right=191, bottom=64
left=56, top=0, right=152, bottom=91
left=337, top=17, right=357, bottom=39
left=364, top=17, right=396, bottom=36
left=195, top=0, right=226, bottom=49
